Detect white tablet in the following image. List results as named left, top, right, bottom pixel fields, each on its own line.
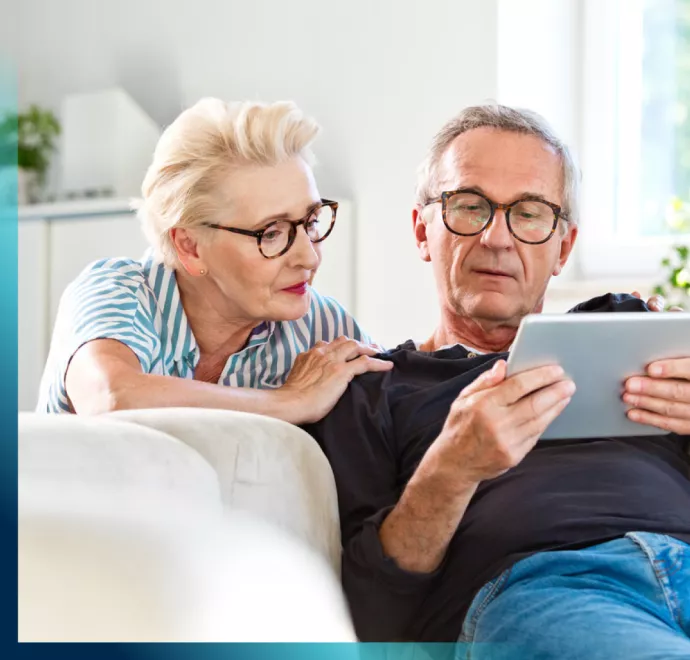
left=506, top=312, right=690, bottom=440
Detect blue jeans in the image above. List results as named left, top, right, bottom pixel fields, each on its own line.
left=457, top=532, right=690, bottom=660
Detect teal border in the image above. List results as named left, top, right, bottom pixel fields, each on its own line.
left=1, top=57, right=18, bottom=652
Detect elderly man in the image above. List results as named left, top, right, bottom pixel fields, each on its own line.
left=304, top=105, right=690, bottom=658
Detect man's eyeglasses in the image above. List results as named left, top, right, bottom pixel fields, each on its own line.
left=425, top=189, right=568, bottom=245
left=202, top=199, right=338, bottom=259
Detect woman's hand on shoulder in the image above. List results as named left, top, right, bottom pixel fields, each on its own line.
left=281, top=336, right=392, bottom=424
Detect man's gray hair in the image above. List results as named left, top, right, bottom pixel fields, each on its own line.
left=415, top=104, right=580, bottom=226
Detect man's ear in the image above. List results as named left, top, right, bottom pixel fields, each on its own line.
left=170, top=227, right=208, bottom=276
left=413, top=206, right=432, bottom=262
left=552, top=224, right=578, bottom=276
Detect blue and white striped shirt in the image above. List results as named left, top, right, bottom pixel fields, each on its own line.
left=37, top=251, right=371, bottom=414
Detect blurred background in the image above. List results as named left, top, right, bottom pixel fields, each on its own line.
left=3, top=0, right=690, bottom=409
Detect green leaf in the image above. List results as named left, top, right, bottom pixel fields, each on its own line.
left=676, top=245, right=689, bottom=261
left=9, top=105, right=60, bottom=175
left=653, top=285, right=667, bottom=296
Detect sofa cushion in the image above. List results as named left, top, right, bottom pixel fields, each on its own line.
left=19, top=506, right=355, bottom=641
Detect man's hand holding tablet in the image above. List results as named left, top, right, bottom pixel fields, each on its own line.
left=623, top=292, right=690, bottom=435
left=624, top=357, right=690, bottom=435
left=506, top=312, right=690, bottom=440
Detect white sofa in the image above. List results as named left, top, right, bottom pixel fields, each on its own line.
left=18, top=408, right=355, bottom=642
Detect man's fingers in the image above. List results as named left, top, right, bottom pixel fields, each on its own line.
left=626, top=407, right=690, bottom=435
left=631, top=291, right=642, bottom=299
left=514, top=378, right=576, bottom=425
left=459, top=360, right=507, bottom=398
left=669, top=306, right=685, bottom=312
left=498, top=364, right=566, bottom=405
left=626, top=376, right=690, bottom=403
left=646, top=294, right=665, bottom=311
left=622, top=393, right=690, bottom=421
left=644, top=357, right=690, bottom=381
left=519, top=394, right=573, bottom=442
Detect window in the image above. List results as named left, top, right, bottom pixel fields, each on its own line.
left=580, top=0, right=690, bottom=276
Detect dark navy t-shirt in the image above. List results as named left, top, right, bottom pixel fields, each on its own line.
left=303, top=295, right=690, bottom=642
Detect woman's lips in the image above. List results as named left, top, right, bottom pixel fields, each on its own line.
left=282, top=282, right=308, bottom=295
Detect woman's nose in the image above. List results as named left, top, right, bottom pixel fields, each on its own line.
left=290, top=225, right=320, bottom=269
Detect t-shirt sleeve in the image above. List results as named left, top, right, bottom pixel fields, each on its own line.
left=302, top=373, right=441, bottom=641
left=37, top=259, right=160, bottom=413
left=307, top=287, right=378, bottom=346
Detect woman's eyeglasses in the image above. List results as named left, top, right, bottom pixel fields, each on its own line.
left=202, top=199, right=338, bottom=258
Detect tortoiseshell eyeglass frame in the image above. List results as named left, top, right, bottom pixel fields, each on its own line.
left=425, top=188, right=568, bottom=245
left=202, top=198, right=338, bottom=259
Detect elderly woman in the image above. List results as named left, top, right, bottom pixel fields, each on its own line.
left=37, top=99, right=390, bottom=423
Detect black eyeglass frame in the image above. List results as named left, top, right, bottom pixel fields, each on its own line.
left=425, top=188, right=568, bottom=245
left=202, top=198, right=338, bottom=259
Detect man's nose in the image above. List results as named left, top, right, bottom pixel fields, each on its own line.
left=480, top=209, right=514, bottom=249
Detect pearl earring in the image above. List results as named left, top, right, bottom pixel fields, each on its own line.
left=199, top=269, right=206, bottom=276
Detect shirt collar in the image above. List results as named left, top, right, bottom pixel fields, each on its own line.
left=244, top=320, right=276, bottom=348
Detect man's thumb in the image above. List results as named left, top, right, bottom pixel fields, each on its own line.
left=461, top=359, right=506, bottom=397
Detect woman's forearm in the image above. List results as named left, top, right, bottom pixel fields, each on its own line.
left=64, top=335, right=390, bottom=424
left=107, top=372, right=299, bottom=421
left=65, top=339, right=302, bottom=421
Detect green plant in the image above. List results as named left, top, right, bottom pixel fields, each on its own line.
left=0, top=105, right=60, bottom=184
left=653, top=197, right=690, bottom=309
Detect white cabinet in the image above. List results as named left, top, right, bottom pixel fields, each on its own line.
left=18, top=200, right=149, bottom=411
left=18, top=220, right=49, bottom=412
left=48, top=214, right=148, bottom=325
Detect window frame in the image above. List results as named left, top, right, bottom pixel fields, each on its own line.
left=579, top=0, right=690, bottom=278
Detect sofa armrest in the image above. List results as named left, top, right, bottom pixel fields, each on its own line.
left=107, top=408, right=342, bottom=572
left=19, top=413, right=222, bottom=520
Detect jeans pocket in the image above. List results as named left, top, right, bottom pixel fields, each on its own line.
left=458, top=567, right=513, bottom=644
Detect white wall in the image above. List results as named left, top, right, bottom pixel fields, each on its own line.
left=16, top=0, right=498, bottom=347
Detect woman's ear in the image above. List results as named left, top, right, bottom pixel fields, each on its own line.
left=170, top=227, right=208, bottom=276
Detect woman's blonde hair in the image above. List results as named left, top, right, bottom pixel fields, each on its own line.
left=133, top=98, right=320, bottom=266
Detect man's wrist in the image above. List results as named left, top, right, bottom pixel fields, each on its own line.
left=411, top=438, right=480, bottom=501
left=379, top=446, right=478, bottom=574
